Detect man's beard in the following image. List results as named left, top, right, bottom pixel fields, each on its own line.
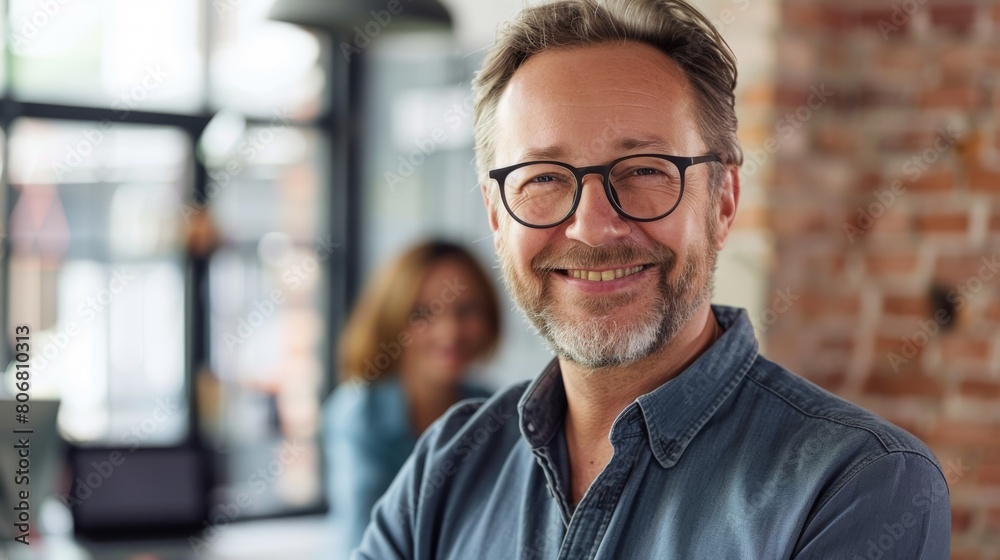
left=497, top=220, right=718, bottom=370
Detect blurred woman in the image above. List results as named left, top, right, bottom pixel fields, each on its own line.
left=323, top=240, right=501, bottom=557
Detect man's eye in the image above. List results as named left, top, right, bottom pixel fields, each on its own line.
left=634, top=167, right=662, bottom=176
left=529, top=174, right=557, bottom=183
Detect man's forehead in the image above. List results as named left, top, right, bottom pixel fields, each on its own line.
left=517, top=136, right=681, bottom=162
left=492, top=43, right=701, bottom=164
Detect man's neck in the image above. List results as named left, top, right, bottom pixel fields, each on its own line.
left=560, top=305, right=721, bottom=506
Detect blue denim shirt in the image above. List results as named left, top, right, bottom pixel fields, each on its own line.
left=354, top=306, right=950, bottom=559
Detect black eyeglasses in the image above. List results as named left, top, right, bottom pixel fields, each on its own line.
left=488, top=153, right=721, bottom=229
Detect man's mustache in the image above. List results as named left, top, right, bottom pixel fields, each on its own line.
left=531, top=240, right=676, bottom=272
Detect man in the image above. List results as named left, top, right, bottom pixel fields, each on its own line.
left=355, top=0, right=951, bottom=558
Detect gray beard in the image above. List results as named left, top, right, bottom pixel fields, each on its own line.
left=498, top=237, right=716, bottom=369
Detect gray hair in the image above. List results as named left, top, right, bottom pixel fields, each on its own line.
left=472, top=0, right=743, bottom=192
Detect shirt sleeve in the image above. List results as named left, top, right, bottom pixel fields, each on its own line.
left=792, top=451, right=950, bottom=559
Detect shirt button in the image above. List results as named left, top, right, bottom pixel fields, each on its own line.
left=527, top=422, right=536, bottom=432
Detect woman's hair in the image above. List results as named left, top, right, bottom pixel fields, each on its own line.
left=338, top=240, right=501, bottom=383
left=472, top=0, right=742, bottom=193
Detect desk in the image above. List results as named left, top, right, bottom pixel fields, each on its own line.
left=2, top=515, right=332, bottom=560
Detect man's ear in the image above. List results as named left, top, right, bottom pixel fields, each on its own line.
left=481, top=183, right=501, bottom=234
left=713, top=166, right=740, bottom=250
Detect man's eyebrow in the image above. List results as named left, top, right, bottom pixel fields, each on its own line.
left=615, top=136, right=673, bottom=152
left=517, top=136, right=676, bottom=162
left=519, top=146, right=567, bottom=161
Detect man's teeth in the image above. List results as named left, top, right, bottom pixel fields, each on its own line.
left=567, top=266, right=644, bottom=281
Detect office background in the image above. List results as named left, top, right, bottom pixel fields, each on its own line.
left=0, top=0, right=997, bottom=557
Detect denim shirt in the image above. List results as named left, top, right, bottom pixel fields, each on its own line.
left=354, top=306, right=950, bottom=559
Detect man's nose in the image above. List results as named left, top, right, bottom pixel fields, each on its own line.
left=564, top=174, right=630, bottom=246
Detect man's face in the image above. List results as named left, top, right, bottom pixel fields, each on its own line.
left=483, top=42, right=737, bottom=369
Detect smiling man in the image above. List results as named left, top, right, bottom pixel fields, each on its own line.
left=353, top=0, right=950, bottom=558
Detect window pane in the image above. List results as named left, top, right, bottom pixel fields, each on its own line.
left=8, top=0, right=204, bottom=113
left=205, top=125, right=329, bottom=515
left=6, top=118, right=192, bottom=445
left=209, top=0, right=328, bottom=120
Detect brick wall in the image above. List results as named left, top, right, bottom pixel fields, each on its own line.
left=765, top=0, right=1000, bottom=556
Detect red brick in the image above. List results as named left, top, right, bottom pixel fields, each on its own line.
left=980, top=462, right=1000, bottom=486
left=883, top=295, right=930, bottom=317
left=773, top=210, right=829, bottom=235
left=950, top=549, right=983, bottom=560
left=780, top=3, right=825, bottom=29
left=854, top=9, right=897, bottom=30
left=815, top=125, right=857, bottom=155
left=986, top=508, right=1000, bottom=535
left=904, top=169, right=955, bottom=193
left=800, top=293, right=861, bottom=316
left=855, top=170, right=883, bottom=193
left=874, top=335, right=906, bottom=355
left=920, top=87, right=982, bottom=110
left=865, top=252, right=919, bottom=276
left=951, top=506, right=975, bottom=533
left=969, top=166, right=1000, bottom=194
left=774, top=86, right=817, bottom=108
left=941, top=337, right=993, bottom=361
left=916, top=212, right=969, bottom=234
left=809, top=371, right=848, bottom=392
left=929, top=4, right=977, bottom=33
left=878, top=130, right=941, bottom=153
left=987, top=300, right=1000, bottom=321
left=936, top=254, right=994, bottom=282
left=960, top=381, right=1000, bottom=399
left=863, top=372, right=944, bottom=398
left=927, top=422, right=1000, bottom=447
left=872, top=42, right=927, bottom=73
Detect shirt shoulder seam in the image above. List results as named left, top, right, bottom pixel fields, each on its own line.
left=745, top=364, right=915, bottom=453
left=808, top=449, right=947, bottom=518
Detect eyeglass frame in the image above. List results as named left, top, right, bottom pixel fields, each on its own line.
left=487, top=153, right=722, bottom=229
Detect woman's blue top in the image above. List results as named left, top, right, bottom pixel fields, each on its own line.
left=322, top=374, right=491, bottom=558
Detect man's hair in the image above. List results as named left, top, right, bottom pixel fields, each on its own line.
left=472, top=0, right=743, bottom=191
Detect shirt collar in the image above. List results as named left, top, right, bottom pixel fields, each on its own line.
left=517, top=305, right=759, bottom=468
